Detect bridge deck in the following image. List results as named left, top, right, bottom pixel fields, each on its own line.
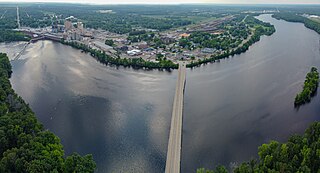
left=165, top=62, right=186, bottom=173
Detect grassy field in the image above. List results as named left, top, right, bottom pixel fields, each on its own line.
left=310, top=17, right=320, bottom=23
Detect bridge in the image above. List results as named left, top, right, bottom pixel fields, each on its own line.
left=165, top=62, right=186, bottom=173
left=12, top=42, right=30, bottom=61
left=12, top=32, right=63, bottom=61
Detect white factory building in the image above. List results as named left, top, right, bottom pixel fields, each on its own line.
left=127, top=49, right=142, bottom=56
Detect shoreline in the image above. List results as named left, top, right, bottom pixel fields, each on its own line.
left=5, top=14, right=276, bottom=70
left=60, top=23, right=275, bottom=70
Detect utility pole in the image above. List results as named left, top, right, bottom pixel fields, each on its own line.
left=17, top=6, right=21, bottom=29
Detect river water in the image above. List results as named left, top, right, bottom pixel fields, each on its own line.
left=1, top=14, right=320, bottom=172
left=4, top=41, right=177, bottom=172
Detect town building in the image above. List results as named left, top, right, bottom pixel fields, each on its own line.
left=64, top=20, right=73, bottom=31
left=127, top=49, right=142, bottom=56
left=92, top=41, right=115, bottom=53
left=201, top=48, right=216, bottom=54
left=77, top=22, right=84, bottom=34
left=179, top=33, right=190, bottom=38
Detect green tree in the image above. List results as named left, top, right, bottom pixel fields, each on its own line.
left=198, top=122, right=320, bottom=173
left=105, top=39, right=114, bottom=46
left=65, top=153, right=96, bottom=173
left=0, top=53, right=96, bottom=172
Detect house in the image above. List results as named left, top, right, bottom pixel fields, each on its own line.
left=93, top=41, right=113, bottom=51
left=117, top=46, right=129, bottom=52
left=161, top=36, right=176, bottom=44
left=137, top=44, right=148, bottom=50
left=144, top=47, right=154, bottom=52
left=201, top=48, right=216, bottom=54
left=179, top=33, right=191, bottom=38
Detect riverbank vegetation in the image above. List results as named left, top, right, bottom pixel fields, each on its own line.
left=59, top=15, right=275, bottom=70
left=187, top=16, right=275, bottom=68
left=0, top=53, right=96, bottom=172
left=62, top=41, right=178, bottom=69
left=0, top=30, right=30, bottom=42
left=272, top=13, right=320, bottom=34
left=294, top=67, right=319, bottom=107
left=197, top=121, right=320, bottom=173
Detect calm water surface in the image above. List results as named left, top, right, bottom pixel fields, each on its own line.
left=1, top=14, right=320, bottom=172
left=182, top=14, right=320, bottom=171
left=4, top=41, right=177, bottom=172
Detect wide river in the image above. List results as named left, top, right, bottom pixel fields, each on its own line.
left=1, top=14, right=320, bottom=172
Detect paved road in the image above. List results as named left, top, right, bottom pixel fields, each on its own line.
left=165, top=62, right=186, bottom=173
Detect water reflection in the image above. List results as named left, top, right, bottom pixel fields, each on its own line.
left=2, top=14, right=320, bottom=173
left=7, top=41, right=177, bottom=173
left=182, top=14, right=320, bottom=171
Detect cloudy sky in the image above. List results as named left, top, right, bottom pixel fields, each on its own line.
left=1, top=0, right=320, bottom=4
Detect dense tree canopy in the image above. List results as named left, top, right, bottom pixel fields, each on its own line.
left=273, top=13, right=320, bottom=35
left=127, top=30, right=156, bottom=43
left=197, top=122, right=320, bottom=173
left=0, top=30, right=30, bottom=42
left=104, top=39, right=114, bottom=46
left=0, top=53, right=96, bottom=172
left=0, top=4, right=193, bottom=33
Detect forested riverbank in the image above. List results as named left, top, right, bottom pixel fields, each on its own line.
left=0, top=30, right=30, bottom=42
left=197, top=122, right=320, bottom=173
left=187, top=16, right=275, bottom=68
left=0, top=53, right=96, bottom=172
left=61, top=40, right=179, bottom=70
left=61, top=19, right=275, bottom=70
left=272, top=13, right=320, bottom=34
left=4, top=14, right=320, bottom=172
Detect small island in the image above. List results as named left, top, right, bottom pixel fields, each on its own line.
left=294, top=67, right=319, bottom=107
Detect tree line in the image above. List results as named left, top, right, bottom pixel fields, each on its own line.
left=0, top=4, right=193, bottom=33
left=197, top=121, right=320, bottom=173
left=272, top=13, right=320, bottom=35
left=187, top=21, right=275, bottom=68
left=62, top=40, right=178, bottom=69
left=0, top=53, right=96, bottom=172
left=0, top=30, right=30, bottom=42
left=294, top=67, right=319, bottom=107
